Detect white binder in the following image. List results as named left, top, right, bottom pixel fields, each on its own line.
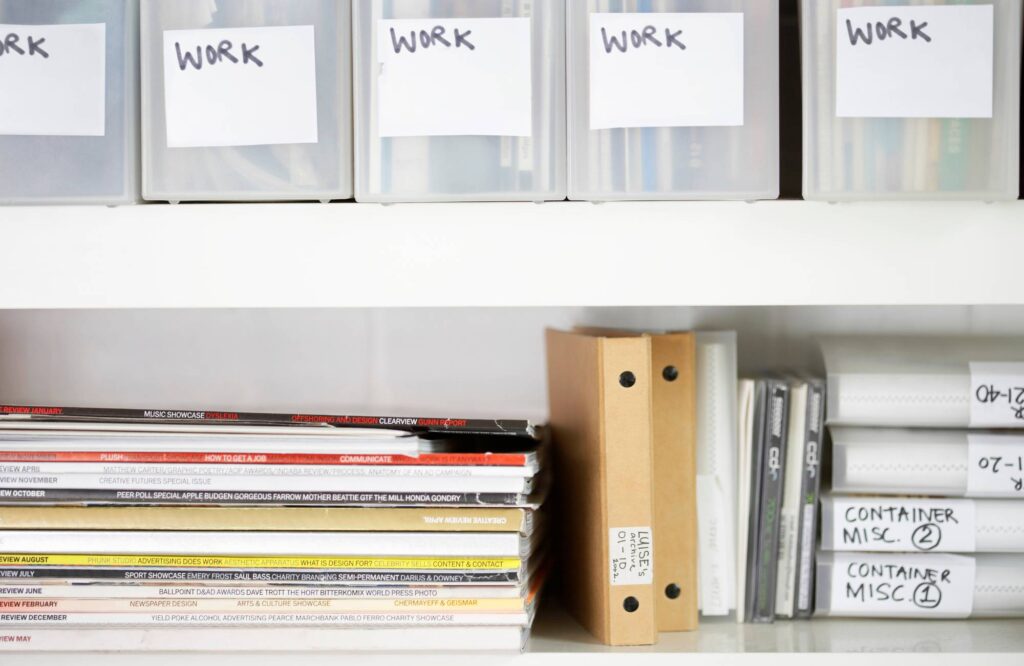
left=695, top=331, right=738, bottom=617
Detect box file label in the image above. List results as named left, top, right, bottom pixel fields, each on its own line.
left=829, top=498, right=976, bottom=553
left=969, top=362, right=1024, bottom=428
left=588, top=13, right=744, bottom=130
left=967, top=434, right=1024, bottom=497
left=836, top=5, right=994, bottom=118
left=0, top=23, right=106, bottom=136
left=376, top=18, right=532, bottom=138
left=608, top=527, right=653, bottom=586
left=829, top=552, right=975, bottom=618
left=162, top=26, right=319, bottom=148
left=696, top=476, right=730, bottom=615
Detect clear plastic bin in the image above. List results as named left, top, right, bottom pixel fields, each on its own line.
left=801, top=0, right=1023, bottom=201
left=353, top=0, right=566, bottom=203
left=567, top=1, right=779, bottom=201
left=141, top=0, right=352, bottom=202
left=0, top=0, right=138, bottom=205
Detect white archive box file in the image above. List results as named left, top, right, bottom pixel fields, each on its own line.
left=694, top=331, right=737, bottom=616
left=815, top=552, right=1024, bottom=619
left=354, top=0, right=567, bottom=203
left=0, top=0, right=139, bottom=204
left=822, top=336, right=1024, bottom=428
left=567, top=0, right=779, bottom=201
left=141, top=0, right=353, bottom=202
left=830, top=427, right=1024, bottom=499
left=800, top=0, right=1023, bottom=201
left=821, top=496, right=1024, bottom=553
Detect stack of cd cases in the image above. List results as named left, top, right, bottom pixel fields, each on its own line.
left=0, top=404, right=547, bottom=652
left=735, top=376, right=826, bottom=623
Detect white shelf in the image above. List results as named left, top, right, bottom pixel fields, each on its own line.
left=1, top=201, right=1023, bottom=309
left=4, top=605, right=1023, bottom=663
left=528, top=605, right=1024, bottom=656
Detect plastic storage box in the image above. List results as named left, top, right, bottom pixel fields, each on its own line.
left=0, top=0, right=138, bottom=205
left=141, top=0, right=352, bottom=202
left=819, top=495, right=1024, bottom=552
left=353, top=0, right=566, bottom=203
left=815, top=552, right=1024, bottom=618
left=829, top=427, right=1024, bottom=499
left=567, top=1, right=779, bottom=201
left=801, top=0, right=1023, bottom=201
left=821, top=335, right=1024, bottom=428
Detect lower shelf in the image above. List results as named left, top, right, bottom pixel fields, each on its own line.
left=3, top=602, right=1023, bottom=663
left=530, top=603, right=1024, bottom=655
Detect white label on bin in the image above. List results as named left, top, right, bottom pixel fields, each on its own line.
left=162, top=26, right=319, bottom=148
left=968, top=434, right=1024, bottom=497
left=588, top=13, right=744, bottom=130
left=0, top=23, right=106, bottom=136
left=608, top=526, right=653, bottom=586
left=969, top=362, right=1024, bottom=428
left=828, top=552, right=975, bottom=618
left=829, top=497, right=976, bottom=553
left=376, top=18, right=532, bottom=138
left=836, top=5, right=994, bottom=118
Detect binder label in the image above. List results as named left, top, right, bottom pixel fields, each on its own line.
left=967, top=434, right=1024, bottom=497
left=829, top=497, right=976, bottom=553
left=696, top=476, right=729, bottom=615
left=162, top=26, right=319, bottom=148
left=608, top=527, right=653, bottom=586
left=828, top=552, right=975, bottom=618
left=970, top=362, right=1024, bottom=428
left=588, top=13, right=744, bottom=130
left=0, top=23, right=106, bottom=136
left=376, top=18, right=532, bottom=138
left=836, top=4, right=994, bottom=118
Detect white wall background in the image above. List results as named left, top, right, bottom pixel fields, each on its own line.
left=0, top=306, right=1021, bottom=420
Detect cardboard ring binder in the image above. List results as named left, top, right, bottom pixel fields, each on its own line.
left=548, top=328, right=699, bottom=645
left=546, top=329, right=658, bottom=646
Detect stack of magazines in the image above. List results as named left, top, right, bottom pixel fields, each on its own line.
left=0, top=405, right=546, bottom=652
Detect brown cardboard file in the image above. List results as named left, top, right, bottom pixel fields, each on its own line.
left=546, top=329, right=657, bottom=646
left=648, top=333, right=699, bottom=632
left=574, top=329, right=700, bottom=632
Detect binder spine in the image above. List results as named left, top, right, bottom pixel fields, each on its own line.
left=695, top=333, right=738, bottom=618
left=650, top=334, right=698, bottom=632
left=600, top=338, right=657, bottom=645
left=545, top=330, right=656, bottom=646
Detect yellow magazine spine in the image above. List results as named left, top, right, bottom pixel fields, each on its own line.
left=0, top=507, right=527, bottom=533
left=0, top=555, right=521, bottom=571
